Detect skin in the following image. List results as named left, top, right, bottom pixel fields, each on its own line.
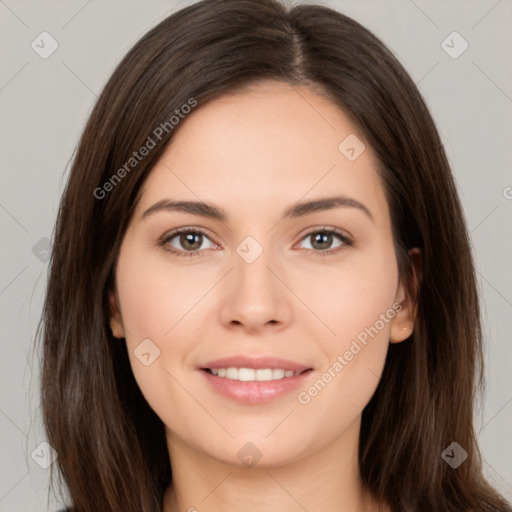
left=109, top=81, right=420, bottom=512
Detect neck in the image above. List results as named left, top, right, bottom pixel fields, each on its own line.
left=162, top=416, right=388, bottom=512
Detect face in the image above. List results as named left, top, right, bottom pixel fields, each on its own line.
left=109, top=81, right=416, bottom=468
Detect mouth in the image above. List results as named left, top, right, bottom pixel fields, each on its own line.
left=198, top=357, right=314, bottom=404
left=201, top=367, right=312, bottom=381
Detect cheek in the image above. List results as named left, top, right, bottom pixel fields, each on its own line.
left=298, top=242, right=398, bottom=407
left=114, top=248, right=205, bottom=419
left=115, top=247, right=199, bottom=345
left=307, top=241, right=399, bottom=348
left=114, top=244, right=217, bottom=397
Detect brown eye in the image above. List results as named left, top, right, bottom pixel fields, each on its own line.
left=160, top=228, right=217, bottom=257
left=310, top=232, right=335, bottom=250
left=178, top=232, right=203, bottom=251
left=297, top=228, right=353, bottom=256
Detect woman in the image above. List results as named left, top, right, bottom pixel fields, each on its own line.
left=39, top=0, right=511, bottom=510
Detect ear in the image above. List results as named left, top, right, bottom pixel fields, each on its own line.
left=108, top=289, right=125, bottom=339
left=389, top=248, right=421, bottom=344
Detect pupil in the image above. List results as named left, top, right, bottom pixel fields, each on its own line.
left=313, top=232, right=331, bottom=250
left=181, top=232, right=201, bottom=250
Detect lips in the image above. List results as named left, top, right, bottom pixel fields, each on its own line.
left=197, top=355, right=314, bottom=405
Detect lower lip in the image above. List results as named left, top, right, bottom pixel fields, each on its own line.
left=199, top=369, right=313, bottom=405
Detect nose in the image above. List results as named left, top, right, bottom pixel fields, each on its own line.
left=218, top=242, right=292, bottom=333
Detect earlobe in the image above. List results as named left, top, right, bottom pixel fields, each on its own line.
left=108, top=291, right=125, bottom=339
left=389, top=248, right=421, bottom=344
left=389, top=290, right=414, bottom=344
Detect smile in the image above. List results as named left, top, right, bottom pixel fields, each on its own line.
left=200, top=367, right=313, bottom=405
left=204, top=367, right=303, bottom=381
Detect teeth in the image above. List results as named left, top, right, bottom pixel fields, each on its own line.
left=271, top=369, right=284, bottom=380
left=208, top=367, right=301, bottom=381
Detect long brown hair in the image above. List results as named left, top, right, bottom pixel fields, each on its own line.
left=36, top=0, right=512, bottom=510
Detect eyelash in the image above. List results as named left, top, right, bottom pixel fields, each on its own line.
left=157, top=226, right=354, bottom=258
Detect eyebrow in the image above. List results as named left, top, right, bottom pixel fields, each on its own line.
left=141, top=196, right=374, bottom=223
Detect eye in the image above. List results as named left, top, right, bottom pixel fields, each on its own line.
left=158, top=226, right=353, bottom=258
left=158, top=227, right=218, bottom=258
left=296, top=228, right=353, bottom=256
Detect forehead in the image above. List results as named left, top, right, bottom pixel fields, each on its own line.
left=136, top=81, right=387, bottom=223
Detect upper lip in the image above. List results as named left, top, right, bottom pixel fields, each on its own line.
left=199, top=356, right=312, bottom=373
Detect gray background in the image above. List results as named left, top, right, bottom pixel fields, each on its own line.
left=1, top=0, right=511, bottom=510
